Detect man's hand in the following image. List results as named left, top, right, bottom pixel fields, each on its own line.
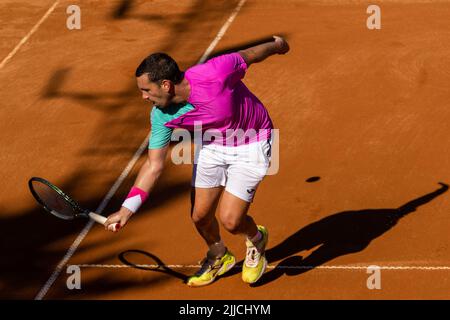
left=105, top=207, right=133, bottom=232
left=273, top=35, right=290, bottom=55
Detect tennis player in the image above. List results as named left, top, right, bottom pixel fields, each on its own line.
left=105, top=36, right=289, bottom=286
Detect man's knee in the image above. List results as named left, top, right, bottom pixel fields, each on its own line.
left=191, top=207, right=214, bottom=226
left=219, top=212, right=243, bottom=234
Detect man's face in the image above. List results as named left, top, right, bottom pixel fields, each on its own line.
left=136, top=74, right=172, bottom=108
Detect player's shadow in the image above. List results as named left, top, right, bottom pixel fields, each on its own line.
left=118, top=249, right=187, bottom=281
left=223, top=182, right=448, bottom=286
left=108, top=0, right=242, bottom=55
left=111, top=0, right=135, bottom=19
left=111, top=0, right=165, bottom=21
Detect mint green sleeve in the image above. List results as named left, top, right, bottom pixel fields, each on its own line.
left=149, top=107, right=173, bottom=149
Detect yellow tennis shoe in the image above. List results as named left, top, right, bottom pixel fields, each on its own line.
left=242, top=225, right=268, bottom=284
left=187, top=250, right=236, bottom=287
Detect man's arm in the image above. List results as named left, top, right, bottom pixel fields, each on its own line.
left=133, top=146, right=168, bottom=193
left=239, top=35, right=290, bottom=67
left=104, top=145, right=169, bottom=231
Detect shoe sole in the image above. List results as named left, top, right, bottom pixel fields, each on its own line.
left=187, top=256, right=236, bottom=287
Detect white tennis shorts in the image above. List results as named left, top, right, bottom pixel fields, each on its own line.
left=192, top=139, right=272, bottom=202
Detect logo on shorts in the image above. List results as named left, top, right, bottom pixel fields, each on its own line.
left=247, top=189, right=255, bottom=194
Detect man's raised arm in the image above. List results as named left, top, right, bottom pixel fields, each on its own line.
left=239, top=35, right=290, bottom=67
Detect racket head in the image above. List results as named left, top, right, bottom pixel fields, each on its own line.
left=28, top=177, right=88, bottom=220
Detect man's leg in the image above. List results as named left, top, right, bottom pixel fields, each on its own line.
left=217, top=190, right=257, bottom=238
left=187, top=186, right=236, bottom=287
left=218, top=191, right=268, bottom=284
left=190, top=186, right=223, bottom=248
left=218, top=138, right=272, bottom=238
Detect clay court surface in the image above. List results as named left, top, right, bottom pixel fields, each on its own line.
left=1, top=0, right=449, bottom=300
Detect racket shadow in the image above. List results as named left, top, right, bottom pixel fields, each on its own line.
left=118, top=249, right=188, bottom=282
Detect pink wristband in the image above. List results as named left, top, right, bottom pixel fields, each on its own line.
left=122, top=186, right=149, bottom=213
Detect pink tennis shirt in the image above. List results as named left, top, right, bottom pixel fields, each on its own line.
left=162, top=53, right=273, bottom=146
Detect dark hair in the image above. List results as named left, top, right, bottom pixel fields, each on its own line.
left=135, top=53, right=183, bottom=84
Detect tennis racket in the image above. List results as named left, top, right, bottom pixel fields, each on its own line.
left=28, top=177, right=119, bottom=231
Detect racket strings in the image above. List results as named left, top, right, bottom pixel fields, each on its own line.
left=31, top=180, right=79, bottom=219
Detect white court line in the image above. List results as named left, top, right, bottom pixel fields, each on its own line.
left=76, top=264, right=450, bottom=271
left=198, top=0, right=247, bottom=64
left=0, top=0, right=60, bottom=70
left=34, top=0, right=248, bottom=300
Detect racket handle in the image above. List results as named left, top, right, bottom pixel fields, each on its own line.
left=88, top=212, right=120, bottom=232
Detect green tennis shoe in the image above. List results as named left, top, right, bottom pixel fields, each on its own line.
left=187, top=250, right=236, bottom=287
left=242, top=225, right=268, bottom=284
